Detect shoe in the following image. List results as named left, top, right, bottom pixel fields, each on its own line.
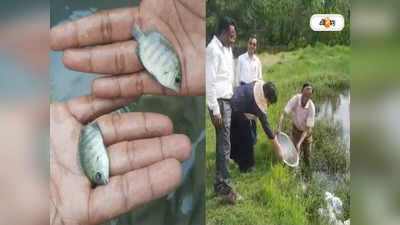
left=223, top=191, right=237, bottom=204
left=222, top=190, right=244, bottom=205
left=214, top=182, right=232, bottom=197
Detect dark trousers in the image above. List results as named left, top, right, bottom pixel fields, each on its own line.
left=291, top=124, right=313, bottom=167
left=250, top=119, right=257, bottom=143
left=209, top=99, right=232, bottom=195
left=239, top=81, right=257, bottom=142
left=230, top=112, right=257, bottom=171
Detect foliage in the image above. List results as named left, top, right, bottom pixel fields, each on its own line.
left=260, top=165, right=309, bottom=225
left=206, top=0, right=350, bottom=54
left=312, top=119, right=349, bottom=175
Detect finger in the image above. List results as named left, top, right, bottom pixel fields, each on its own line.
left=50, top=7, right=138, bottom=50
left=96, top=112, right=173, bottom=146
left=92, top=71, right=178, bottom=98
left=88, top=158, right=182, bottom=225
left=108, top=134, right=191, bottom=176
left=217, top=119, right=223, bottom=128
left=66, top=94, right=136, bottom=124
left=63, top=40, right=143, bottom=75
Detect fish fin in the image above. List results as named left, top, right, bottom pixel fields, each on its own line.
left=132, top=24, right=143, bottom=40
left=77, top=126, right=88, bottom=177
left=90, top=122, right=106, bottom=142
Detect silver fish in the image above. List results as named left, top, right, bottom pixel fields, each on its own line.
left=133, top=26, right=182, bottom=92
left=78, top=122, right=109, bottom=185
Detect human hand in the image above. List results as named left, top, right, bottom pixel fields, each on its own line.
left=50, top=95, right=192, bottom=225
left=276, top=127, right=281, bottom=136
left=271, top=136, right=283, bottom=160
left=296, top=142, right=301, bottom=154
left=213, top=113, right=223, bottom=129
left=50, top=0, right=205, bottom=97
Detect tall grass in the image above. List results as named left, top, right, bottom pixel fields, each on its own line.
left=206, top=44, right=350, bottom=225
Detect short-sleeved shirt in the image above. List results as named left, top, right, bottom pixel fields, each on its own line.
left=230, top=81, right=275, bottom=140
left=284, top=94, right=315, bottom=131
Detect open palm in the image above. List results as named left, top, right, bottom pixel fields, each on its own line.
left=50, top=0, right=205, bottom=97
left=50, top=95, right=191, bottom=225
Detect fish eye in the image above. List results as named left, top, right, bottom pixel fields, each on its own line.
left=175, top=77, right=181, bottom=83
left=95, top=172, right=102, bottom=181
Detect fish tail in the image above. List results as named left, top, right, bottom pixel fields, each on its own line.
left=132, top=25, right=143, bottom=40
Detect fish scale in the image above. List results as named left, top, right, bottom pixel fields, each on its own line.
left=143, top=38, right=162, bottom=63
left=153, top=45, right=169, bottom=65
left=133, top=26, right=181, bottom=92
left=157, top=50, right=170, bottom=68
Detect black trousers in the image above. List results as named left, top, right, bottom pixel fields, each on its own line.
left=230, top=111, right=257, bottom=171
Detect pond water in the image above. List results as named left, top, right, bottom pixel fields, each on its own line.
left=311, top=90, right=351, bottom=221
left=316, top=90, right=350, bottom=150
left=51, top=1, right=205, bottom=225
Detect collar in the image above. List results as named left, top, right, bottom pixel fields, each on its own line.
left=253, top=80, right=268, bottom=113
left=212, top=35, right=226, bottom=51
left=298, top=94, right=310, bottom=109
left=245, top=52, right=256, bottom=61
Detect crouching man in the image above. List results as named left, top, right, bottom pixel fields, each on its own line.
left=278, top=83, right=315, bottom=173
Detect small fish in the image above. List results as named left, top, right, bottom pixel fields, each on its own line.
left=133, top=25, right=182, bottom=92
left=78, top=122, right=109, bottom=185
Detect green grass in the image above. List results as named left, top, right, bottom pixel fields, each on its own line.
left=206, top=44, right=350, bottom=225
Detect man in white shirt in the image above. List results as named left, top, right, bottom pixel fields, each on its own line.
left=236, top=36, right=262, bottom=86
left=206, top=18, right=237, bottom=202
left=277, top=83, right=315, bottom=171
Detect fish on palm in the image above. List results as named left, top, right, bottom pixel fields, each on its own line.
left=133, top=25, right=182, bottom=92
left=78, top=122, right=109, bottom=186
